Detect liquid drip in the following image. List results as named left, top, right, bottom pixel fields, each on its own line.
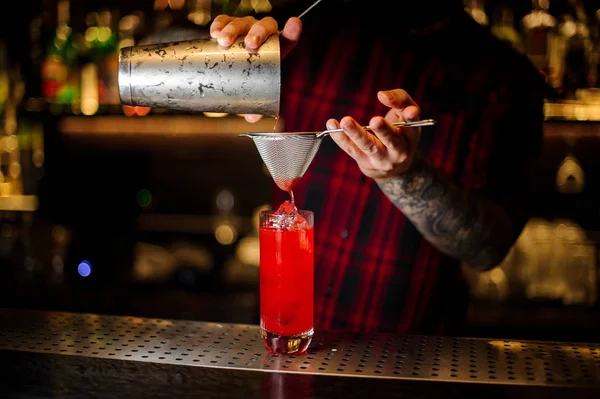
left=272, top=114, right=300, bottom=204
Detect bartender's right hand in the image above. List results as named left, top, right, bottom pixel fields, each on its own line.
left=210, top=15, right=301, bottom=57
left=209, top=15, right=302, bottom=123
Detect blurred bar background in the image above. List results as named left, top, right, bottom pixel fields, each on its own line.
left=1, top=0, right=600, bottom=343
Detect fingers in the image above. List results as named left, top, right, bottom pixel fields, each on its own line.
left=339, top=117, right=382, bottom=156
left=245, top=17, right=279, bottom=50
left=327, top=89, right=421, bottom=178
left=401, top=105, right=420, bottom=122
left=210, top=15, right=234, bottom=38
left=211, top=15, right=258, bottom=47
left=369, top=116, right=409, bottom=163
left=326, top=119, right=368, bottom=163
left=219, top=16, right=257, bottom=47
left=367, top=116, right=395, bottom=147
left=338, top=117, right=389, bottom=163
left=244, top=114, right=264, bottom=123
left=211, top=15, right=301, bottom=57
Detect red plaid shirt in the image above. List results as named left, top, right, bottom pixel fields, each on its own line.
left=273, top=6, right=545, bottom=334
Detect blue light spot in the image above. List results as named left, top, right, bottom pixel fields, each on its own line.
left=77, top=260, right=92, bottom=277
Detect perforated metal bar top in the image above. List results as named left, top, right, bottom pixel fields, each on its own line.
left=1, top=309, right=599, bottom=388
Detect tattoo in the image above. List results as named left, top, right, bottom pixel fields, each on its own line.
left=376, top=152, right=516, bottom=270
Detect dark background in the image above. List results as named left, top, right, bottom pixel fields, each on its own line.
left=0, top=0, right=599, bottom=344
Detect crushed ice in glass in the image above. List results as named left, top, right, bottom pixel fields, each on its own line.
left=267, top=200, right=308, bottom=230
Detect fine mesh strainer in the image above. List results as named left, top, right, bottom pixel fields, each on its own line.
left=240, top=119, right=437, bottom=192
left=240, top=132, right=323, bottom=192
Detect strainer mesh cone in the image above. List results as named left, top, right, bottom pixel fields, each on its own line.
left=240, top=133, right=324, bottom=192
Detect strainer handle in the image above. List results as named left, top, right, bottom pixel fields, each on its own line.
left=316, top=119, right=437, bottom=138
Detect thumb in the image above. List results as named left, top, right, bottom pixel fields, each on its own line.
left=280, top=18, right=302, bottom=59
left=377, top=89, right=418, bottom=109
left=378, top=89, right=420, bottom=122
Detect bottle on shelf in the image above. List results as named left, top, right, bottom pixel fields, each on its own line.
left=187, top=0, right=213, bottom=26
left=79, top=9, right=120, bottom=115
left=118, top=13, right=144, bottom=53
left=41, top=0, right=80, bottom=111
left=589, top=9, right=600, bottom=89
left=0, top=41, right=8, bottom=115
left=464, top=0, right=488, bottom=26
left=78, top=11, right=100, bottom=116
left=490, top=4, right=524, bottom=53
left=96, top=9, right=120, bottom=108
left=27, top=6, right=49, bottom=105
left=558, top=0, right=594, bottom=99
left=521, top=0, right=557, bottom=88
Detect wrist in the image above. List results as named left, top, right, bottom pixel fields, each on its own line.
left=375, top=150, right=428, bottom=184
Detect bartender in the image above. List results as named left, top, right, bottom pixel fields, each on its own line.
left=210, top=0, right=546, bottom=334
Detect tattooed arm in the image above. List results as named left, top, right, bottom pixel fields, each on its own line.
left=375, top=151, right=516, bottom=270
left=327, top=88, right=543, bottom=271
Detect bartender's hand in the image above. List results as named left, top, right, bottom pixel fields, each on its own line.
left=210, top=15, right=302, bottom=123
left=326, top=89, right=421, bottom=180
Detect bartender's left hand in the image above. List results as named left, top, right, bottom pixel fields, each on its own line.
left=327, top=89, right=421, bottom=180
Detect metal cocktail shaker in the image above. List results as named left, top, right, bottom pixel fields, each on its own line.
left=118, top=35, right=281, bottom=115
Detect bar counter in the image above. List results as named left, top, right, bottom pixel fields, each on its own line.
left=1, top=309, right=599, bottom=398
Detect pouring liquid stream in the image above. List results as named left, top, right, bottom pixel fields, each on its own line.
left=266, top=0, right=324, bottom=205
left=268, top=0, right=320, bottom=135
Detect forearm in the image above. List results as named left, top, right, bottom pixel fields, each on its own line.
left=375, top=152, right=517, bottom=270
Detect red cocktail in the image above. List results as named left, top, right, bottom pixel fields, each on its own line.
left=259, top=202, right=314, bottom=354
